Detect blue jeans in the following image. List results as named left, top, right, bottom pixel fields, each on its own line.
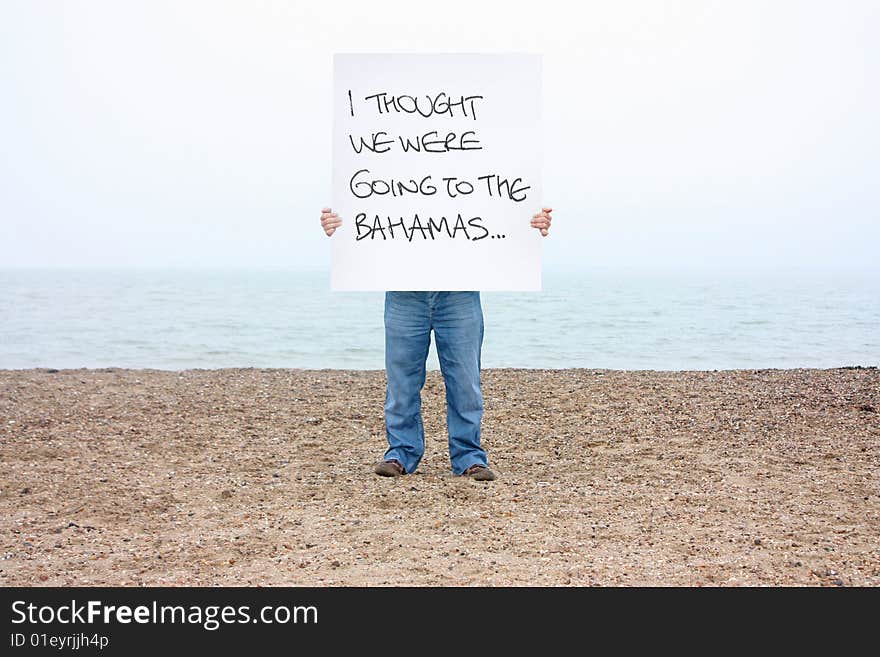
left=383, top=291, right=488, bottom=475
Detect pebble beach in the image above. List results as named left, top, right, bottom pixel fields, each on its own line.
left=1, top=366, right=878, bottom=586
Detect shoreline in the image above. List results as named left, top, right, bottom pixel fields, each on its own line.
left=2, top=367, right=878, bottom=586
left=3, top=364, right=878, bottom=373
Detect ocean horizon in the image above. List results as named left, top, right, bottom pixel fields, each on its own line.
left=1, top=266, right=878, bottom=372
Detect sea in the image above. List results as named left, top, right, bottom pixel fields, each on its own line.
left=1, top=268, right=878, bottom=371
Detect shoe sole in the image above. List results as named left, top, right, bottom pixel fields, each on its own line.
left=465, top=470, right=496, bottom=481
left=374, top=464, right=404, bottom=477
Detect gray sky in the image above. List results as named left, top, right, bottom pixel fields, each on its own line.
left=1, top=0, right=878, bottom=271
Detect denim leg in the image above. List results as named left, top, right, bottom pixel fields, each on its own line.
left=383, top=292, right=431, bottom=473
left=432, top=292, right=488, bottom=474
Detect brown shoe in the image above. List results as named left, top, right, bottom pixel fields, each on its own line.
left=462, top=464, right=496, bottom=481
left=374, top=459, right=405, bottom=477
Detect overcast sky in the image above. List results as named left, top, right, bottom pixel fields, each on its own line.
left=1, top=0, right=878, bottom=271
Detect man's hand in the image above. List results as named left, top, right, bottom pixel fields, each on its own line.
left=320, top=207, right=342, bottom=237
left=531, top=207, right=553, bottom=236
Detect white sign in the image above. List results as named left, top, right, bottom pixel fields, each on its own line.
left=331, top=54, right=542, bottom=291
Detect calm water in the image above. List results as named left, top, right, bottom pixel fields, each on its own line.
left=1, top=268, right=878, bottom=371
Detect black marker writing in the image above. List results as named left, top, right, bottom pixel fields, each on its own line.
left=343, top=83, right=529, bottom=243
left=397, top=131, right=481, bottom=153
left=350, top=169, right=437, bottom=199
left=363, top=92, right=484, bottom=120
left=348, top=132, right=394, bottom=154
left=476, top=174, right=530, bottom=202
left=355, top=213, right=490, bottom=241
left=442, top=177, right=474, bottom=197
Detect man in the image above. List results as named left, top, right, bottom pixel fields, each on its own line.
left=320, top=207, right=553, bottom=480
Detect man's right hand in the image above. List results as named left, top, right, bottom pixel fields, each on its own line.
left=320, top=207, right=341, bottom=237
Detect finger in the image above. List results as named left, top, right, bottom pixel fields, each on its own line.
left=541, top=207, right=552, bottom=213
left=326, top=227, right=336, bottom=236
left=541, top=228, right=548, bottom=236
left=322, top=219, right=342, bottom=228
left=321, top=207, right=332, bottom=213
left=321, top=212, right=337, bottom=220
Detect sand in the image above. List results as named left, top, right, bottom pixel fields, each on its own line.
left=1, top=367, right=877, bottom=586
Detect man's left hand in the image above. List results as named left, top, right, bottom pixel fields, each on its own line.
left=531, top=207, right=553, bottom=236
